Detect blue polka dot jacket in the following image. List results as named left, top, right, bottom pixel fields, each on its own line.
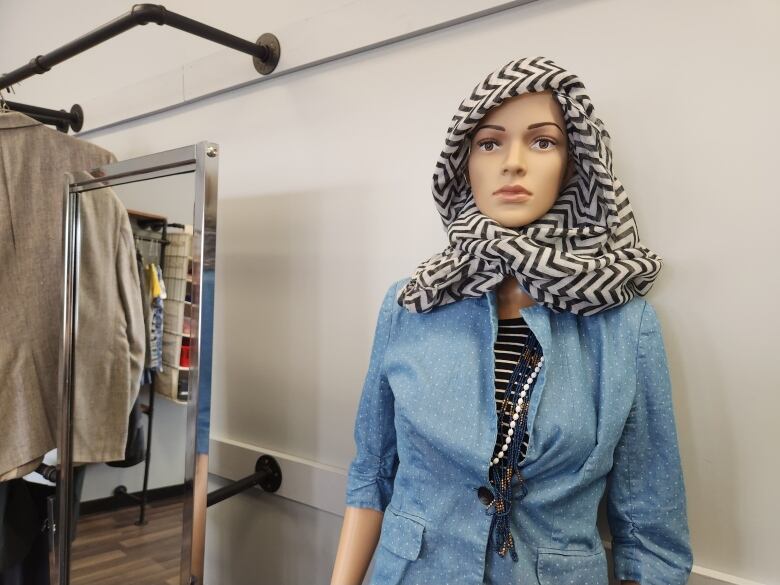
left=345, top=278, right=693, bottom=585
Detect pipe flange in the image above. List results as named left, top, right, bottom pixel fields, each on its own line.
left=255, top=454, right=282, bottom=492
left=70, top=104, right=84, bottom=133
left=253, top=33, right=280, bottom=75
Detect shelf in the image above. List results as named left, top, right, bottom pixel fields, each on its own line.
left=162, top=328, right=190, bottom=337
left=159, top=394, right=188, bottom=406
left=128, top=209, right=167, bottom=221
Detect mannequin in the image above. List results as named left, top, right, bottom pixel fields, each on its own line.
left=332, top=57, right=691, bottom=585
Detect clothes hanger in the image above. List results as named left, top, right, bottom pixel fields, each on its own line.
left=0, top=83, right=48, bottom=130
left=0, top=83, right=19, bottom=113
left=0, top=88, right=10, bottom=113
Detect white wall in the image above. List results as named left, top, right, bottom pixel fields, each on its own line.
left=3, top=0, right=778, bottom=583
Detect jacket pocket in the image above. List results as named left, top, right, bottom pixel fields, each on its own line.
left=536, top=546, right=608, bottom=585
left=378, top=505, right=425, bottom=561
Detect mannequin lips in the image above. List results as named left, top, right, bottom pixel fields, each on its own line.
left=496, top=192, right=532, bottom=202
left=494, top=185, right=532, bottom=202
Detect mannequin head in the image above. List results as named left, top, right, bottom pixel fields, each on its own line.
left=466, top=90, right=575, bottom=229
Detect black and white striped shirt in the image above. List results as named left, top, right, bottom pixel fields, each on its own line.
left=493, top=316, right=532, bottom=462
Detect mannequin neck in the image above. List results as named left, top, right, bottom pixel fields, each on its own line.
left=496, top=275, right=535, bottom=319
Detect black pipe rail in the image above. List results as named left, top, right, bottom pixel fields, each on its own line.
left=3, top=100, right=83, bottom=133
left=207, top=455, right=282, bottom=508
left=0, top=4, right=280, bottom=91
left=35, top=463, right=59, bottom=483
left=0, top=4, right=280, bottom=132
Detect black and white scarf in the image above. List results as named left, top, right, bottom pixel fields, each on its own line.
left=396, top=56, right=662, bottom=316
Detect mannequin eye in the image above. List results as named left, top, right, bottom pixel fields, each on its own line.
left=532, top=137, right=557, bottom=150
left=476, top=139, right=499, bottom=152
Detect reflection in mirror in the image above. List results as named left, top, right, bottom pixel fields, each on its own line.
left=70, top=174, right=193, bottom=585
left=57, top=144, right=217, bottom=585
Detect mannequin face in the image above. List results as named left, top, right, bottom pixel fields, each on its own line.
left=467, top=91, right=574, bottom=228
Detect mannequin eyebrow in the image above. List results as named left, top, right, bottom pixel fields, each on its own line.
left=473, top=122, right=564, bottom=134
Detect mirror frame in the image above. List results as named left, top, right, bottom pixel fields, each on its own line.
left=57, top=141, right=218, bottom=585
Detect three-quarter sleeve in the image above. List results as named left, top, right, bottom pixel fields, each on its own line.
left=606, top=301, right=694, bottom=584
left=344, top=282, right=400, bottom=513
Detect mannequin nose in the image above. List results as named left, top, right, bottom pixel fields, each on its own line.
left=502, top=141, right=526, bottom=175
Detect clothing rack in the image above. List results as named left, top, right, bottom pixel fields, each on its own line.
left=0, top=4, right=280, bottom=133
left=0, top=99, right=83, bottom=133
left=113, top=211, right=169, bottom=526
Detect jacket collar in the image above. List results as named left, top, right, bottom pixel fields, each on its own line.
left=0, top=111, right=44, bottom=129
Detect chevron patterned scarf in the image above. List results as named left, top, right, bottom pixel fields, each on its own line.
left=396, top=56, right=662, bottom=316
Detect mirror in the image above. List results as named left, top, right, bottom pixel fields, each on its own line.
left=57, top=143, right=218, bottom=585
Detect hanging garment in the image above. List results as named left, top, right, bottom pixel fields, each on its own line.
left=106, top=395, right=146, bottom=468
left=0, top=467, right=86, bottom=584
left=136, top=250, right=154, bottom=373
left=147, top=263, right=165, bottom=372
left=68, top=170, right=146, bottom=464
left=0, top=111, right=145, bottom=474
left=397, top=56, right=662, bottom=316
left=0, top=112, right=117, bottom=479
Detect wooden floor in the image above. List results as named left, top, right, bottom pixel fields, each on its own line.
left=70, top=497, right=183, bottom=585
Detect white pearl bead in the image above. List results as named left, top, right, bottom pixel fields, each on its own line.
left=505, top=436, right=511, bottom=445
left=510, top=421, right=516, bottom=428
left=520, top=391, right=527, bottom=398
left=515, top=405, right=522, bottom=413
left=531, top=372, right=537, bottom=379
left=501, top=444, right=508, bottom=452
left=497, top=452, right=504, bottom=459
left=508, top=428, right=514, bottom=436
left=493, top=457, right=499, bottom=464
left=513, top=413, right=519, bottom=421
left=524, top=384, right=530, bottom=390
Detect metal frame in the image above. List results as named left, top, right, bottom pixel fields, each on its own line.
left=57, top=141, right=218, bottom=585
left=55, top=177, right=81, bottom=585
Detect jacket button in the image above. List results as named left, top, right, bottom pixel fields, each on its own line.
left=477, top=486, right=494, bottom=506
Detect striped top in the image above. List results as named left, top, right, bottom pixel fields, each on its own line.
left=492, top=316, right=533, bottom=462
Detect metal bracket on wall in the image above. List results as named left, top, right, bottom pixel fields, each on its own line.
left=206, top=455, right=282, bottom=508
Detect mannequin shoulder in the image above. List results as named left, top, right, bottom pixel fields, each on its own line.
left=597, top=295, right=663, bottom=338
left=389, top=276, right=412, bottom=298
left=375, top=277, right=411, bottom=316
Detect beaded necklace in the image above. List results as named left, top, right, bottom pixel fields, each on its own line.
left=486, top=326, right=544, bottom=562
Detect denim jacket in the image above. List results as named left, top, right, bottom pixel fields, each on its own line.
left=345, top=277, right=693, bottom=585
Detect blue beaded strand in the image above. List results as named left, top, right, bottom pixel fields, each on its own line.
left=486, top=332, right=543, bottom=562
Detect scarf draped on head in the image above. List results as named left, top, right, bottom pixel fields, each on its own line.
left=396, top=56, right=662, bottom=316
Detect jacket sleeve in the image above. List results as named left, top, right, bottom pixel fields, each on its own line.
left=115, top=205, right=146, bottom=407
left=606, top=301, right=693, bottom=584
left=344, top=282, right=400, bottom=513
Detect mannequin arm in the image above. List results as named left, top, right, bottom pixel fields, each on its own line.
left=330, top=506, right=383, bottom=585
left=606, top=302, right=692, bottom=583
